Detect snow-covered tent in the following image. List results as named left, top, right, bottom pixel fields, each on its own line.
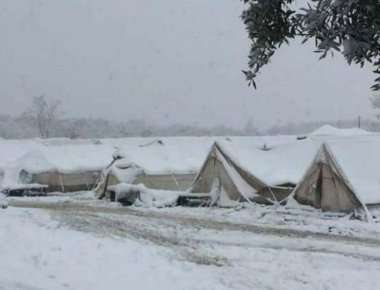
left=293, top=137, right=380, bottom=212
left=309, top=124, right=372, bottom=137
left=2, top=144, right=113, bottom=193
left=95, top=138, right=231, bottom=198
left=0, top=135, right=312, bottom=196
left=190, top=139, right=318, bottom=204
left=95, top=156, right=197, bottom=199
left=0, top=137, right=217, bottom=194
left=26, top=170, right=101, bottom=193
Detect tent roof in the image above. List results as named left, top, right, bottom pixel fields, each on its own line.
left=103, top=136, right=298, bottom=175
left=3, top=133, right=374, bottom=189
left=326, top=137, right=380, bottom=205
left=310, top=125, right=372, bottom=137
left=216, top=138, right=320, bottom=186
left=1, top=137, right=296, bottom=182
left=110, top=137, right=218, bottom=175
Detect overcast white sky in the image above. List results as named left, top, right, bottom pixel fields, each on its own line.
left=0, top=0, right=375, bottom=129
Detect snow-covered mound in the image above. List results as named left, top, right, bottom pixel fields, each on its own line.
left=108, top=183, right=180, bottom=207
left=310, top=125, right=371, bottom=137
left=111, top=161, right=144, bottom=184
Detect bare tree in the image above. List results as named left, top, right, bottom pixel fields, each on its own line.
left=27, top=95, right=61, bottom=138
left=244, top=118, right=258, bottom=136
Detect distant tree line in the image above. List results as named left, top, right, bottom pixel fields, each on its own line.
left=1, top=95, right=380, bottom=139
left=1, top=113, right=379, bottom=139
left=0, top=96, right=254, bottom=139
left=0, top=113, right=257, bottom=139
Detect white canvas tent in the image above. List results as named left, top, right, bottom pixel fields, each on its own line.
left=0, top=143, right=114, bottom=193
left=293, top=137, right=380, bottom=212
left=95, top=159, right=196, bottom=197
left=95, top=136, right=301, bottom=200
left=0, top=133, right=348, bottom=196
left=190, top=139, right=319, bottom=204
left=0, top=137, right=218, bottom=194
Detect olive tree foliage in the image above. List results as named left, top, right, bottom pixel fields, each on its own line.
left=241, top=0, right=380, bottom=90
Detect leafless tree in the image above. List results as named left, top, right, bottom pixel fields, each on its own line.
left=27, top=95, right=61, bottom=138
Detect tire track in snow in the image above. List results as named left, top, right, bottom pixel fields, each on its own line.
left=9, top=200, right=380, bottom=248
left=9, top=200, right=380, bottom=265
left=53, top=210, right=380, bottom=264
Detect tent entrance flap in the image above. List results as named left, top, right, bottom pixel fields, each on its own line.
left=190, top=143, right=295, bottom=203
left=293, top=144, right=362, bottom=212
left=190, top=144, right=257, bottom=201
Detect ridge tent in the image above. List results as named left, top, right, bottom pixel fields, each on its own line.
left=190, top=139, right=318, bottom=204
left=94, top=137, right=217, bottom=198
left=95, top=136, right=300, bottom=200
left=0, top=135, right=301, bottom=195
left=293, top=138, right=380, bottom=212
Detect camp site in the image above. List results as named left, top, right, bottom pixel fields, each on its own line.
left=1, top=125, right=380, bottom=290
left=2, top=1, right=380, bottom=289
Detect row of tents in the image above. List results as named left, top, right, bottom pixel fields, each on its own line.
left=189, top=138, right=378, bottom=212
left=96, top=134, right=380, bottom=214
left=1, top=126, right=379, bottom=214
left=0, top=137, right=219, bottom=194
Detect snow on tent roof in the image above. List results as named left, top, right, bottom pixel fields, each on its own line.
left=106, top=137, right=222, bottom=175
left=2, top=144, right=114, bottom=175
left=0, top=139, right=41, bottom=168
left=3, top=135, right=380, bottom=199
left=326, top=136, right=380, bottom=205
left=0, top=137, right=216, bottom=177
left=0, top=136, right=299, bottom=182
left=38, top=144, right=115, bottom=173
left=217, top=138, right=320, bottom=186
left=310, top=125, right=372, bottom=137
left=0, top=150, right=55, bottom=187
left=108, top=136, right=299, bottom=175
left=12, top=150, right=56, bottom=173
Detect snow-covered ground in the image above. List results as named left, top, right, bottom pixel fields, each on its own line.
left=2, top=129, right=380, bottom=289
left=2, top=193, right=380, bottom=290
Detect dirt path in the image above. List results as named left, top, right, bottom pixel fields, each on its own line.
left=51, top=210, right=380, bottom=264
left=9, top=199, right=380, bottom=248
left=8, top=199, right=380, bottom=267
